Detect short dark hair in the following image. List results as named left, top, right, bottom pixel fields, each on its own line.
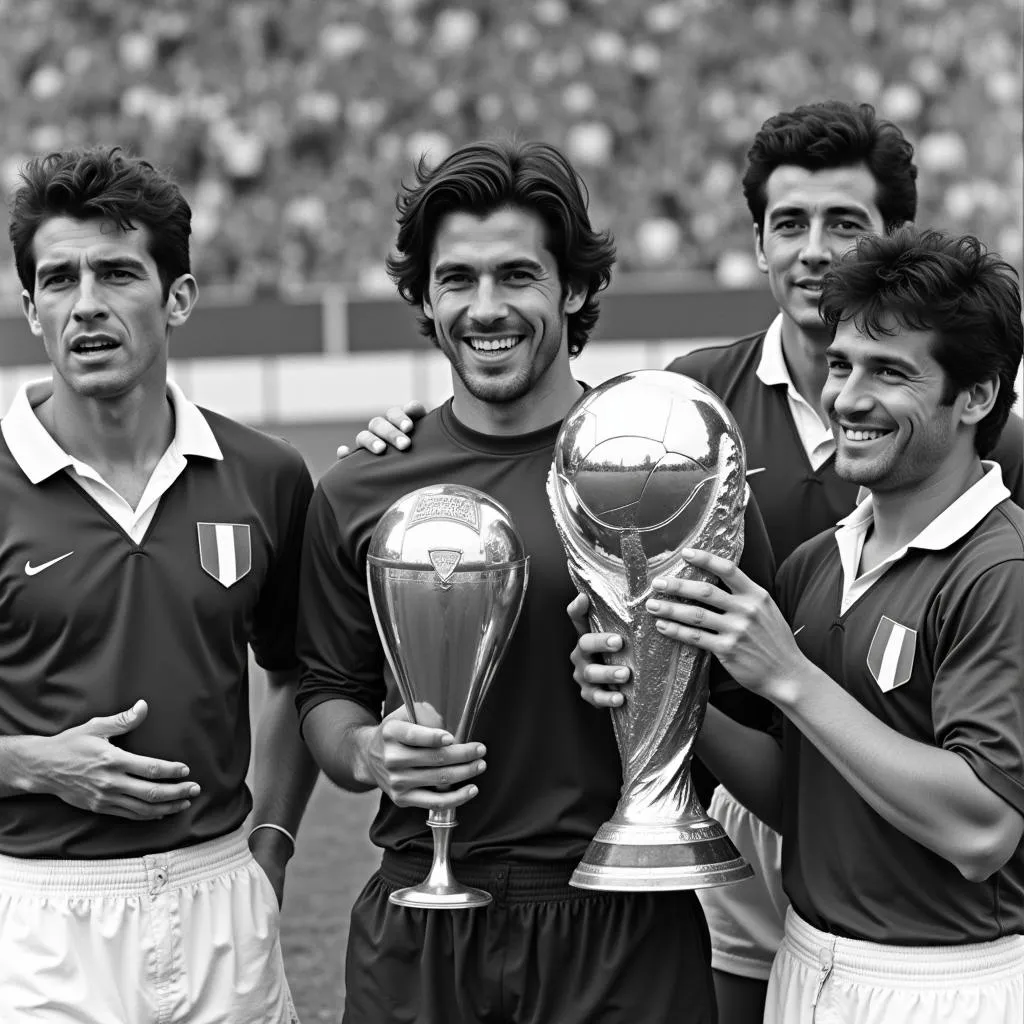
left=819, top=226, right=1022, bottom=456
left=386, top=138, right=616, bottom=357
left=10, top=147, right=192, bottom=301
left=742, top=101, right=918, bottom=237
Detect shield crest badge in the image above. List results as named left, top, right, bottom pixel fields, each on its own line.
left=428, top=548, right=463, bottom=586
left=197, top=523, right=252, bottom=587
left=866, top=615, right=917, bottom=693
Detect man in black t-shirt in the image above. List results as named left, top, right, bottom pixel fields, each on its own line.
left=296, top=139, right=777, bottom=1024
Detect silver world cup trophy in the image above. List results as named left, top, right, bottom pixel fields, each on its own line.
left=367, top=484, right=530, bottom=909
left=547, top=370, right=754, bottom=891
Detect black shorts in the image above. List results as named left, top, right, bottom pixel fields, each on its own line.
left=343, top=850, right=716, bottom=1024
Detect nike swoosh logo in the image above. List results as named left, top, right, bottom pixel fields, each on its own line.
left=746, top=467, right=767, bottom=477
left=25, top=551, right=74, bottom=576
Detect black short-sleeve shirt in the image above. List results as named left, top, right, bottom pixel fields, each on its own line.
left=296, top=399, right=776, bottom=863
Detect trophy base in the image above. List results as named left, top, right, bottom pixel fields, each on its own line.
left=389, top=882, right=492, bottom=910
left=570, top=818, right=754, bottom=892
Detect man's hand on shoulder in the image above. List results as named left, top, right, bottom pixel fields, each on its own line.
left=7, top=700, right=198, bottom=819
left=336, top=400, right=427, bottom=458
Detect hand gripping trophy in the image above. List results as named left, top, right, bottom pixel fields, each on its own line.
left=367, top=484, right=530, bottom=908
left=548, top=370, right=753, bottom=891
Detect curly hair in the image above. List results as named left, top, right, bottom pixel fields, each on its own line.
left=386, top=138, right=616, bottom=357
left=10, top=147, right=192, bottom=301
left=819, top=226, right=1022, bottom=456
left=742, top=101, right=918, bottom=237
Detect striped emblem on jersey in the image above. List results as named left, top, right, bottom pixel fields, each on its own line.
left=197, top=523, right=252, bottom=588
left=866, top=615, right=916, bottom=692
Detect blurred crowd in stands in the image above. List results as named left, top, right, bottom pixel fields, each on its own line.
left=1, top=0, right=1020, bottom=302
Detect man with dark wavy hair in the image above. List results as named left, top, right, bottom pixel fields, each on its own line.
left=0, top=148, right=319, bottom=1023
left=575, top=226, right=1024, bottom=1024
left=295, top=137, right=777, bottom=1024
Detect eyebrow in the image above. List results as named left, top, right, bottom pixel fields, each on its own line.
left=768, top=204, right=872, bottom=222
left=433, top=257, right=546, bottom=277
left=825, top=346, right=920, bottom=374
left=37, top=255, right=149, bottom=277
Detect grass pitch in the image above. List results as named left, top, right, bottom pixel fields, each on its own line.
left=279, top=780, right=379, bottom=1021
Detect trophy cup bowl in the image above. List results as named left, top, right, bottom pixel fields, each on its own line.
left=367, top=484, right=529, bottom=909
left=547, top=370, right=754, bottom=891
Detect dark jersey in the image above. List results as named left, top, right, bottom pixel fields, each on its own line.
left=667, top=332, right=1024, bottom=564
left=0, top=412, right=312, bottom=858
left=775, top=493, right=1024, bottom=944
left=296, top=399, right=776, bottom=863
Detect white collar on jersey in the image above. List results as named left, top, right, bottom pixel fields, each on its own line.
left=1, top=378, right=223, bottom=485
left=753, top=313, right=792, bottom=388
left=836, top=461, right=1011, bottom=554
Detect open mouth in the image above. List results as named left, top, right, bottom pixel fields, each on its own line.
left=72, top=336, right=119, bottom=354
left=464, top=334, right=524, bottom=354
left=841, top=426, right=893, bottom=442
left=464, top=335, right=528, bottom=360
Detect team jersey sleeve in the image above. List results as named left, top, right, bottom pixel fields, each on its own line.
left=989, top=413, right=1024, bottom=508
left=249, top=451, right=314, bottom=671
left=932, top=559, right=1024, bottom=816
left=294, top=480, right=387, bottom=730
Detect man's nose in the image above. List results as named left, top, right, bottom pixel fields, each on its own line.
left=468, top=279, right=508, bottom=324
left=831, top=371, right=875, bottom=417
left=71, top=276, right=108, bottom=321
left=799, top=222, right=831, bottom=267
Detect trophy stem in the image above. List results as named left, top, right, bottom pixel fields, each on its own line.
left=388, top=808, right=492, bottom=909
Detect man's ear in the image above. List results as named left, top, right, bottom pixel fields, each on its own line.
left=564, top=281, right=587, bottom=316
left=166, top=274, right=199, bottom=328
left=753, top=223, right=768, bottom=274
left=959, top=377, right=999, bottom=427
left=422, top=295, right=435, bottom=322
left=20, top=290, right=43, bottom=338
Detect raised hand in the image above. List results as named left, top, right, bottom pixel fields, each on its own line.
left=336, top=400, right=427, bottom=458
left=644, top=548, right=808, bottom=699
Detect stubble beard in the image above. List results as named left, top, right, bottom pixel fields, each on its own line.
left=836, top=423, right=950, bottom=494
left=457, top=364, right=535, bottom=404
left=449, top=322, right=563, bottom=407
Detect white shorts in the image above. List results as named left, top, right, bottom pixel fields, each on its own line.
left=0, top=827, right=299, bottom=1024
left=766, top=905, right=1024, bottom=1024
left=697, top=784, right=788, bottom=980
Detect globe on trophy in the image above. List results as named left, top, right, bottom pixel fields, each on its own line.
left=547, top=370, right=754, bottom=891
left=367, top=484, right=530, bottom=908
